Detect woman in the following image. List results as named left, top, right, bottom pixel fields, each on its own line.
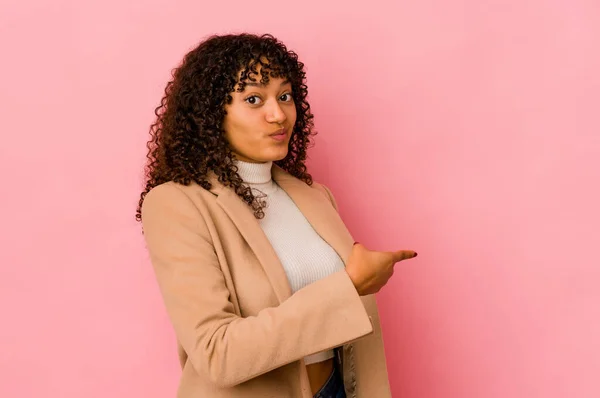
left=137, top=33, right=417, bottom=398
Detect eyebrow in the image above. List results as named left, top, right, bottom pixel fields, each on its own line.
left=242, top=79, right=291, bottom=88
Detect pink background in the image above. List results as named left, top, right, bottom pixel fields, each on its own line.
left=1, top=0, right=599, bottom=397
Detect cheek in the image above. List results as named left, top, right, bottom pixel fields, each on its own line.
left=224, top=113, right=262, bottom=152
left=226, top=128, right=254, bottom=152
left=287, top=107, right=298, bottom=125
left=224, top=109, right=249, bottom=139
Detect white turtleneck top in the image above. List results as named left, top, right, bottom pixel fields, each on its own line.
left=234, top=160, right=345, bottom=365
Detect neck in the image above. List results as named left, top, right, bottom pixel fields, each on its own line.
left=234, top=159, right=273, bottom=184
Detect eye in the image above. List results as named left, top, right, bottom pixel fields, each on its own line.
left=279, top=93, right=293, bottom=102
left=245, top=95, right=262, bottom=105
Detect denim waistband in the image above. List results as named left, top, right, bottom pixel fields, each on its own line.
left=313, top=360, right=345, bottom=398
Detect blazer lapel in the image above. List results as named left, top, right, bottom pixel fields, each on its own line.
left=211, top=181, right=293, bottom=303
left=207, top=165, right=354, bottom=304
left=272, top=165, right=355, bottom=265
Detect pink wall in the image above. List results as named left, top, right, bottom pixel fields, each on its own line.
left=1, top=1, right=599, bottom=397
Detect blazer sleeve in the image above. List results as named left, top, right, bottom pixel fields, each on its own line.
left=141, top=183, right=373, bottom=388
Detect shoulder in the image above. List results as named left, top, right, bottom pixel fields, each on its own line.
left=143, top=181, right=198, bottom=206
left=310, top=181, right=339, bottom=212
left=273, top=165, right=339, bottom=212
left=141, top=181, right=216, bottom=221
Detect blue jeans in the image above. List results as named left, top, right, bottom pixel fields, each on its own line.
left=313, top=360, right=346, bottom=398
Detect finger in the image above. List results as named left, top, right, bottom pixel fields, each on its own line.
left=390, top=250, right=418, bottom=262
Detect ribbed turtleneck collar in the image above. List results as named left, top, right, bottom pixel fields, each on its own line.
left=234, top=160, right=273, bottom=184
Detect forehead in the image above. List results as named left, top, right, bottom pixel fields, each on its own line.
left=236, top=62, right=290, bottom=91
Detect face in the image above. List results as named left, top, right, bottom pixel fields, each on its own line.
left=222, top=69, right=296, bottom=163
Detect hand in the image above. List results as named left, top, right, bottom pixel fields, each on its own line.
left=345, top=242, right=417, bottom=296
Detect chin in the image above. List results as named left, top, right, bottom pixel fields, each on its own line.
left=264, top=148, right=289, bottom=162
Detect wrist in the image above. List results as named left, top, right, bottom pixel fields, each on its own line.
left=344, top=267, right=362, bottom=295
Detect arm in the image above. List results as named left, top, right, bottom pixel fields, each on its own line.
left=141, top=184, right=373, bottom=387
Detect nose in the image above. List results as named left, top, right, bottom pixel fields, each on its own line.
left=265, top=101, right=287, bottom=125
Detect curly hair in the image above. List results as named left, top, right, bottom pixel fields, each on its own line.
left=136, top=33, right=316, bottom=222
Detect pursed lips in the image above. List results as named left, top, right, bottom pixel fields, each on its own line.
left=268, top=127, right=288, bottom=141
left=268, top=127, right=287, bottom=137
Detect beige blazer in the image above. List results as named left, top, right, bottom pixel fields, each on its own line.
left=141, top=165, right=392, bottom=398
